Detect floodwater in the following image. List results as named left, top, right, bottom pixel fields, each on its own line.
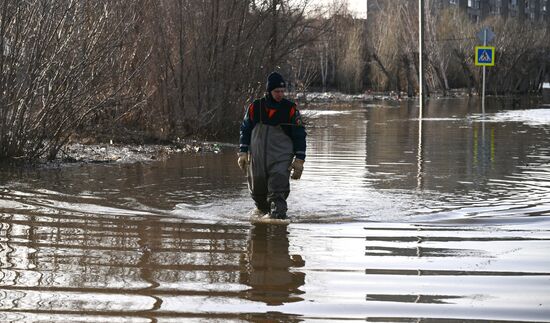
left=1, top=96, right=550, bottom=322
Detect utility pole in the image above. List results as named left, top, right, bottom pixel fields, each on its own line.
left=417, top=0, right=425, bottom=191
left=418, top=0, right=425, bottom=118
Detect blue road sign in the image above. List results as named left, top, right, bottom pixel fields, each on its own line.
left=475, top=46, right=495, bottom=66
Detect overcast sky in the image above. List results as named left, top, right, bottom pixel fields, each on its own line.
left=343, top=0, right=367, bottom=17
left=312, top=0, right=367, bottom=18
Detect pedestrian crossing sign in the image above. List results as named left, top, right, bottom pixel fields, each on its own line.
left=475, top=46, right=495, bottom=66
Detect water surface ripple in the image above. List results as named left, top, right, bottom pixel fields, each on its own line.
left=1, top=97, right=550, bottom=321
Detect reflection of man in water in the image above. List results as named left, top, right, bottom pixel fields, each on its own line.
left=240, top=224, right=305, bottom=306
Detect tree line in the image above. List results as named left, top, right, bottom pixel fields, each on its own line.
left=361, top=1, right=550, bottom=98
left=0, top=0, right=548, bottom=161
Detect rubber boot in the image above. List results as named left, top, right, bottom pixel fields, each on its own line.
left=252, top=195, right=270, bottom=215
left=269, top=198, right=287, bottom=220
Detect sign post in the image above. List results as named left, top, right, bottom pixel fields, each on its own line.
left=475, top=27, right=495, bottom=116
left=418, top=0, right=425, bottom=119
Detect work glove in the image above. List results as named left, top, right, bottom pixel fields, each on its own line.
left=237, top=152, right=249, bottom=172
left=289, top=158, right=304, bottom=180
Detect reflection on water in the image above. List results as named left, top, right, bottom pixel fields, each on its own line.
left=1, top=96, right=550, bottom=321
left=363, top=222, right=550, bottom=322
left=0, top=210, right=307, bottom=321
left=240, top=224, right=305, bottom=306
left=294, top=97, right=550, bottom=223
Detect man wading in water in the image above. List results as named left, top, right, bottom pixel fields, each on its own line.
left=238, top=72, right=307, bottom=220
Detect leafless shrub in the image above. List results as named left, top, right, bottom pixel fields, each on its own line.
left=365, top=2, right=549, bottom=96
left=3, top=0, right=548, bottom=162
left=435, top=7, right=477, bottom=95
left=487, top=17, right=550, bottom=94
left=337, top=22, right=365, bottom=93
left=311, top=5, right=366, bottom=94
left=368, top=1, right=418, bottom=93
left=0, top=0, right=330, bottom=161
left=138, top=0, right=327, bottom=140
left=0, top=0, right=146, bottom=161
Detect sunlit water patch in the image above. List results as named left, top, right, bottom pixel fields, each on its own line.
left=485, top=108, right=550, bottom=127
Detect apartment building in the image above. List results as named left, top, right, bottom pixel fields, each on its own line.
left=443, top=0, right=550, bottom=23
left=366, top=0, right=550, bottom=23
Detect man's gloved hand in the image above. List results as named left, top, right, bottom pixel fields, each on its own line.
left=237, top=152, right=249, bottom=172
left=290, top=158, right=305, bottom=180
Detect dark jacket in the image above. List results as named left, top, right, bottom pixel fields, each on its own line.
left=239, top=95, right=307, bottom=160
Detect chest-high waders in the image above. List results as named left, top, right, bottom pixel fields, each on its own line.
left=247, top=101, right=294, bottom=217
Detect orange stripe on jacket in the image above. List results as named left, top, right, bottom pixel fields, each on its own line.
left=267, top=108, right=276, bottom=119
left=249, top=103, right=254, bottom=121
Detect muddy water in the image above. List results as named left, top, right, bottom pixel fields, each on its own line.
left=1, top=97, right=549, bottom=322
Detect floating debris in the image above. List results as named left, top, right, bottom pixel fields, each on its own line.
left=52, top=140, right=226, bottom=166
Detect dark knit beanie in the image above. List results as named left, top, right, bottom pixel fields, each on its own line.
left=266, top=72, right=286, bottom=92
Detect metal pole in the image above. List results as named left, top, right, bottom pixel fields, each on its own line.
left=418, top=0, right=424, bottom=118
left=417, top=109, right=424, bottom=190
left=417, top=0, right=425, bottom=190
left=481, top=29, right=487, bottom=116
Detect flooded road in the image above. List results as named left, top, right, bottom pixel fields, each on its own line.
left=1, top=96, right=550, bottom=322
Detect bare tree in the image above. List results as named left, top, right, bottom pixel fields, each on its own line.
left=140, top=0, right=327, bottom=139
left=338, top=22, right=365, bottom=93
left=488, top=16, right=550, bottom=93
left=318, top=40, right=329, bottom=91
left=364, top=2, right=549, bottom=96
left=368, top=0, right=417, bottom=93
left=424, top=0, right=452, bottom=96
left=0, top=0, right=147, bottom=161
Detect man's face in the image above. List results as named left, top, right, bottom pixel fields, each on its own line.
left=270, top=88, right=285, bottom=102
